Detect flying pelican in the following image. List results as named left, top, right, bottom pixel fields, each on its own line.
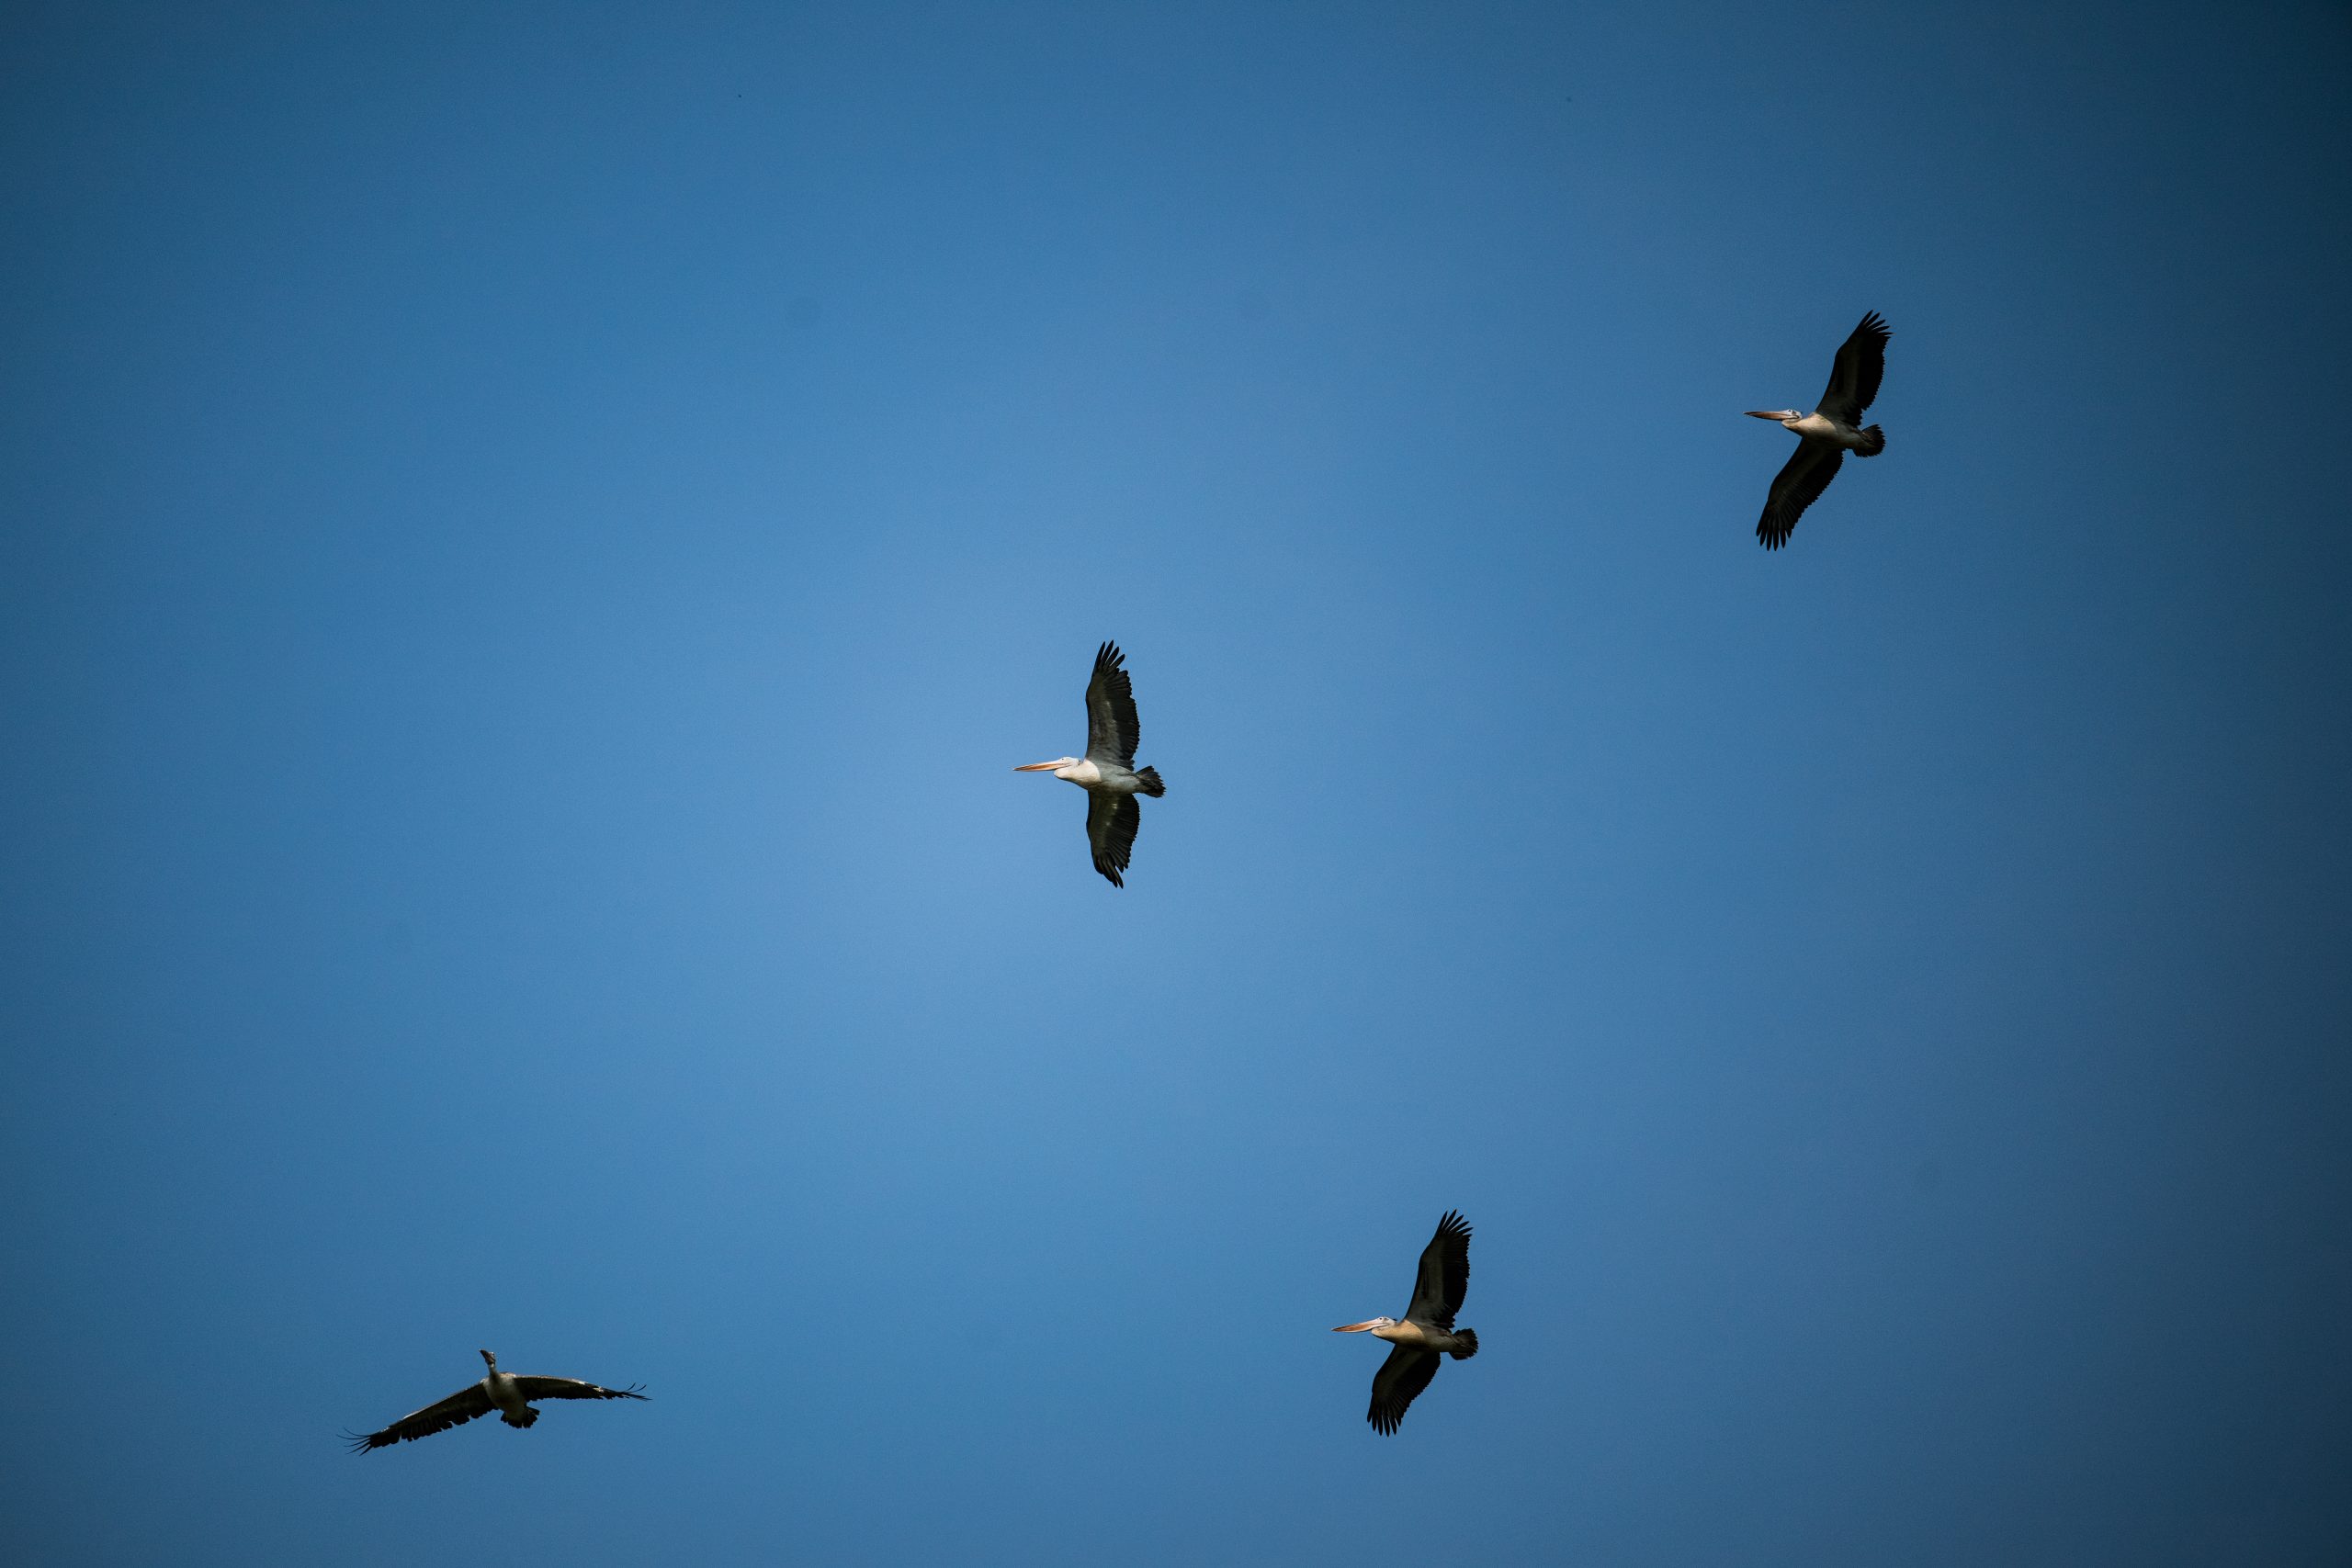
left=1747, top=310, right=1891, bottom=549
left=1333, top=1210, right=1479, bottom=1434
left=1015, top=640, right=1166, bottom=887
left=344, top=1349, right=647, bottom=1452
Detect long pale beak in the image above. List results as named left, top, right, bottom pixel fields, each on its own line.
left=1745, top=410, right=1790, bottom=420
left=1331, top=1320, right=1381, bottom=1333
left=1013, top=761, right=1060, bottom=772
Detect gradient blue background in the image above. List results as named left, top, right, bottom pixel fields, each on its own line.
left=5, top=3, right=2348, bottom=1562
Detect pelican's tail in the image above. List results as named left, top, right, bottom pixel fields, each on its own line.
left=1856, top=424, right=1886, bottom=457
left=502, top=1408, right=538, bottom=1429
left=1448, top=1328, right=1478, bottom=1360
left=1133, top=766, right=1166, bottom=798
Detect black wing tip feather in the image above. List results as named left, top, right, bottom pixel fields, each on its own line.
left=1092, top=645, right=1136, bottom=703
left=344, top=1418, right=443, bottom=1452
left=1365, top=1346, right=1442, bottom=1436
left=1846, top=311, right=1890, bottom=412
left=518, top=1376, right=652, bottom=1402
left=1756, top=441, right=1841, bottom=547
left=1087, top=791, right=1140, bottom=886
left=1084, top=639, right=1144, bottom=767
left=1090, top=818, right=1129, bottom=886
left=1421, top=1208, right=1473, bottom=1323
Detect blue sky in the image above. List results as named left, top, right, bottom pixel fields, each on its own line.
left=3, top=2, right=2347, bottom=1563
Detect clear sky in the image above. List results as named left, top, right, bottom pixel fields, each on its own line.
left=4, top=2, right=2348, bottom=1563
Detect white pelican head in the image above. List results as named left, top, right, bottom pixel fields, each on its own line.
left=1332, top=1316, right=1398, bottom=1334
left=1745, top=408, right=1803, bottom=426
left=479, top=1349, right=498, bottom=1371
left=1014, top=757, right=1080, bottom=776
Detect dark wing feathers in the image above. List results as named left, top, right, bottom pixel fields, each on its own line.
left=510, top=1376, right=650, bottom=1404
left=1406, top=1209, right=1473, bottom=1329
left=1367, top=1343, right=1442, bottom=1436
left=1083, top=640, right=1142, bottom=767
left=1816, top=310, right=1890, bottom=425
left=345, top=1382, right=494, bottom=1452
left=1085, top=789, right=1141, bottom=887
left=1757, top=440, right=1844, bottom=549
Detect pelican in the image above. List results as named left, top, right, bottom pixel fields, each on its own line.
left=1015, top=640, right=1166, bottom=887
left=1747, top=310, right=1891, bottom=548
left=344, top=1349, right=647, bottom=1452
left=1333, top=1210, right=1479, bottom=1434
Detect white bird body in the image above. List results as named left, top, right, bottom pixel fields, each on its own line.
left=1351, top=1315, right=1475, bottom=1356
left=486, top=1367, right=530, bottom=1425
left=1775, top=412, right=1874, bottom=449
left=1038, top=756, right=1107, bottom=788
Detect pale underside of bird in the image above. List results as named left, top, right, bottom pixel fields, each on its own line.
left=1747, top=310, right=1892, bottom=549
left=344, top=1349, right=648, bottom=1452
left=1334, top=1210, right=1479, bottom=1434
left=1015, top=640, right=1166, bottom=887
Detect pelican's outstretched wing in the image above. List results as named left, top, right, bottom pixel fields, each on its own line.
left=345, top=1382, right=494, bottom=1452
left=1367, top=1343, right=1441, bottom=1435
left=509, top=1376, right=650, bottom=1404
left=1085, top=789, right=1141, bottom=887
left=1815, top=310, right=1889, bottom=427
left=1083, top=641, right=1142, bottom=767
left=1758, top=440, right=1844, bottom=549
left=1404, top=1210, right=1472, bottom=1330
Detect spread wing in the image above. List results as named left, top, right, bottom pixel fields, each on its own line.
left=1815, top=310, right=1889, bottom=426
left=1367, top=1343, right=1441, bottom=1435
left=1405, top=1210, right=1472, bottom=1330
left=1757, top=439, right=1844, bottom=549
left=509, top=1376, right=650, bottom=1404
left=1085, top=789, right=1141, bottom=887
left=345, top=1382, right=494, bottom=1452
left=1083, top=641, right=1141, bottom=767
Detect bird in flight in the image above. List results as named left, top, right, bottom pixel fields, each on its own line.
left=344, top=1348, right=647, bottom=1452
left=1747, top=310, right=1892, bottom=549
left=1333, top=1211, right=1480, bottom=1434
left=1015, top=641, right=1167, bottom=887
